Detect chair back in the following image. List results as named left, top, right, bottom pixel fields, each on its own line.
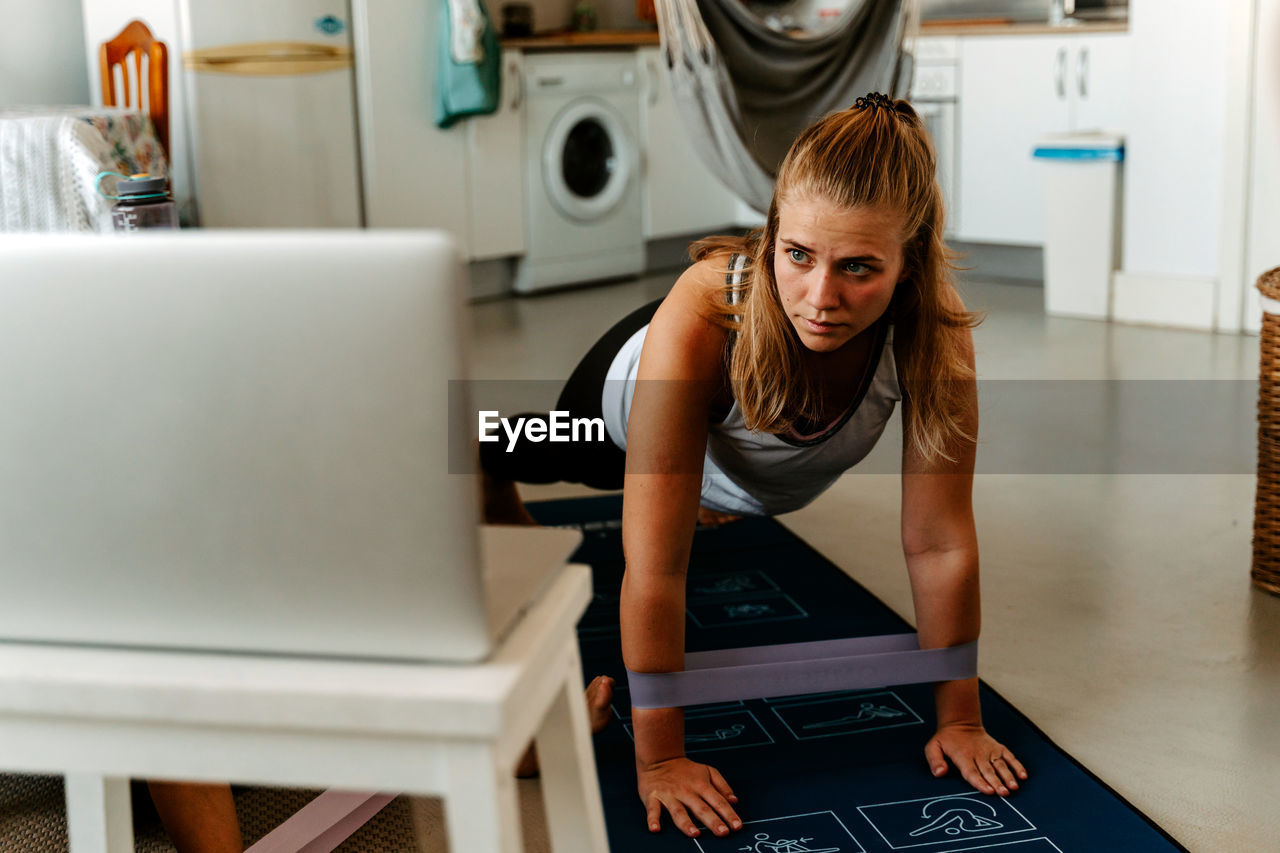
left=100, top=19, right=169, bottom=157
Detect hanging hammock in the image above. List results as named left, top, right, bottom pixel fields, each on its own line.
left=655, top=0, right=919, bottom=212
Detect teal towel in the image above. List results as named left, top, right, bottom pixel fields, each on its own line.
left=435, top=0, right=502, bottom=129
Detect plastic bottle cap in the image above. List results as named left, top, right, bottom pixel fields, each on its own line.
left=116, top=175, right=169, bottom=198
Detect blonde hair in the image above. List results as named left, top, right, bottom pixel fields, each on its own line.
left=688, top=96, right=981, bottom=465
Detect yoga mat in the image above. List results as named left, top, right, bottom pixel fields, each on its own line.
left=528, top=495, right=1189, bottom=853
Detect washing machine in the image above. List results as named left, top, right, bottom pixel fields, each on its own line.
left=514, top=52, right=646, bottom=294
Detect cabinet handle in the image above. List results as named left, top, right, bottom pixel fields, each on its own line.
left=1077, top=47, right=1089, bottom=99
left=1055, top=47, right=1066, bottom=99
left=509, top=62, right=523, bottom=110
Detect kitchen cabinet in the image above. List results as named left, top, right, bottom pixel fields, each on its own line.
left=637, top=45, right=740, bottom=240
left=957, top=32, right=1130, bottom=245
left=465, top=50, right=526, bottom=260
left=1069, top=36, right=1130, bottom=133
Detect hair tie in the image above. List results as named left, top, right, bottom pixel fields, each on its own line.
left=853, top=92, right=914, bottom=125
left=853, top=92, right=894, bottom=113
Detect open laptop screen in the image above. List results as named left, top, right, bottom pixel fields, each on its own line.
left=0, top=231, right=497, bottom=661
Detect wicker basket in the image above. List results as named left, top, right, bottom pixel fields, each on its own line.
left=1253, top=267, right=1280, bottom=595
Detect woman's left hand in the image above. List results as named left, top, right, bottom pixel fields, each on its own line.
left=924, top=722, right=1028, bottom=796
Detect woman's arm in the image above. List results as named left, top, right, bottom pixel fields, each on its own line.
left=899, top=323, right=1028, bottom=796
left=621, top=261, right=741, bottom=838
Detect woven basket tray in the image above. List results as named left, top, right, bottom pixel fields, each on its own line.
left=1253, top=268, right=1280, bottom=595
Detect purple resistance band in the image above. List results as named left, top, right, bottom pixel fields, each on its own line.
left=626, top=633, right=978, bottom=709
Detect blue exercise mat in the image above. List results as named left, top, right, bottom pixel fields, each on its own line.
left=528, top=496, right=1188, bottom=853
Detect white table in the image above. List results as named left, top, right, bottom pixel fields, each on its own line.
left=0, top=563, right=607, bottom=853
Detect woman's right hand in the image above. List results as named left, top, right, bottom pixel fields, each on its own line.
left=637, top=755, right=742, bottom=838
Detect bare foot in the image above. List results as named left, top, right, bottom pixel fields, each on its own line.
left=697, top=506, right=743, bottom=527
left=515, top=675, right=615, bottom=777
left=584, top=674, right=616, bottom=730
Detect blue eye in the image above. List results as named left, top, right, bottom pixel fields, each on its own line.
left=844, top=262, right=871, bottom=275
left=788, top=248, right=808, bottom=263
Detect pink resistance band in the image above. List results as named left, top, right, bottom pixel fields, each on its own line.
left=243, top=790, right=397, bottom=853
left=626, top=633, right=978, bottom=709
left=241, top=635, right=975, bottom=850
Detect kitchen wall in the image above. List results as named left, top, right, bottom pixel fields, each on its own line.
left=3, top=0, right=1251, bottom=331
left=1122, top=0, right=1227, bottom=279
left=523, top=0, right=656, bottom=33
left=0, top=0, right=651, bottom=107
left=920, top=0, right=1050, bottom=20
left=1108, top=0, right=1229, bottom=329
left=0, top=0, right=88, bottom=106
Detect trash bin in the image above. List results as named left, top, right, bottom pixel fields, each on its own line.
left=1033, top=132, right=1125, bottom=320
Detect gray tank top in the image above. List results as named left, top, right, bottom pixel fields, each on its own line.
left=601, top=254, right=903, bottom=515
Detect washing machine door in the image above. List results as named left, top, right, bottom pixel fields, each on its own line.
left=542, top=98, right=635, bottom=222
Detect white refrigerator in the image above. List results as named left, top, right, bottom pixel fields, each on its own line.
left=180, top=0, right=364, bottom=227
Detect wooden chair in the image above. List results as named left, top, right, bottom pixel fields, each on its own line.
left=100, top=19, right=169, bottom=157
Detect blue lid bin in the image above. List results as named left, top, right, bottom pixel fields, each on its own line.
left=1033, top=133, right=1125, bottom=320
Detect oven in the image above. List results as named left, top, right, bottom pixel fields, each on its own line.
left=910, top=38, right=960, bottom=237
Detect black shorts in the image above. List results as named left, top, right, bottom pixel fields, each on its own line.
left=479, top=297, right=664, bottom=491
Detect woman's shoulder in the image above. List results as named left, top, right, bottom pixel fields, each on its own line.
left=661, top=251, right=740, bottom=316
left=639, top=256, right=736, bottom=381
left=687, top=250, right=741, bottom=291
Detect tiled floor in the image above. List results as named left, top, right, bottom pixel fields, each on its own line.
left=469, top=266, right=1278, bottom=852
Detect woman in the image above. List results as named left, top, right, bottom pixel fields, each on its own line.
left=485, top=93, right=1028, bottom=840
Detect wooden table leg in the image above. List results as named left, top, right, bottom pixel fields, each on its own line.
left=443, top=743, right=523, bottom=853
left=65, top=773, right=134, bottom=853
left=535, top=643, right=609, bottom=852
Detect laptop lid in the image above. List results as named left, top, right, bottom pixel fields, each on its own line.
left=0, top=231, right=574, bottom=662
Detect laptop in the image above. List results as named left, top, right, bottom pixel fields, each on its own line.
left=0, top=231, right=580, bottom=662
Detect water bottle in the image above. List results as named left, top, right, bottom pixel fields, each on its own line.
left=97, top=173, right=180, bottom=231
